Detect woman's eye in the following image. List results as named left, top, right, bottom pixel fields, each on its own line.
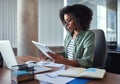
left=65, top=19, right=72, bottom=24
left=67, top=19, right=72, bottom=23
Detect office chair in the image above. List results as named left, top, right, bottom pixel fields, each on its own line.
left=92, top=29, right=107, bottom=68
left=0, top=53, right=3, bottom=68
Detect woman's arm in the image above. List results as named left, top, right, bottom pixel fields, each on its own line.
left=47, top=52, right=80, bottom=67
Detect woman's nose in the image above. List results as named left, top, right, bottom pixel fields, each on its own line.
left=65, top=22, right=69, bottom=27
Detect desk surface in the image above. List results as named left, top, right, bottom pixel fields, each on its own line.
left=0, top=55, right=120, bottom=84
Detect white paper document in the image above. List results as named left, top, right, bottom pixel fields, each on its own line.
left=32, top=40, right=54, bottom=60
left=36, top=70, right=75, bottom=84
left=36, top=61, right=64, bottom=67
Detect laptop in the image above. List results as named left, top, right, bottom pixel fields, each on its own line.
left=0, top=40, right=17, bottom=69
left=0, top=40, right=51, bottom=73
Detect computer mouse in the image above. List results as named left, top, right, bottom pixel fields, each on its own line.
left=26, top=60, right=36, bottom=67
left=25, top=60, right=36, bottom=64
left=25, top=60, right=36, bottom=67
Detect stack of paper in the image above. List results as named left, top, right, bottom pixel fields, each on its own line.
left=36, top=61, right=64, bottom=68
left=36, top=70, right=75, bottom=84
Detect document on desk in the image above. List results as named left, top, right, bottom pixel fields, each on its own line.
left=36, top=61, right=64, bottom=67
left=36, top=70, right=75, bottom=84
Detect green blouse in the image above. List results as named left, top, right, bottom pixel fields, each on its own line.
left=61, top=30, right=95, bottom=68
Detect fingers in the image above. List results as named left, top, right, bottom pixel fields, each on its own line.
left=47, top=52, right=56, bottom=58
left=39, top=54, right=55, bottom=62
left=47, top=52, right=55, bottom=55
left=39, top=54, right=47, bottom=61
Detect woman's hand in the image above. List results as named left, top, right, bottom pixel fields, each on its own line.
left=39, top=54, right=46, bottom=60
left=39, top=54, right=55, bottom=62
left=40, top=52, right=80, bottom=67
left=47, top=52, right=66, bottom=64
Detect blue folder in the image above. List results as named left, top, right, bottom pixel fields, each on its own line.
left=67, top=78, right=90, bottom=84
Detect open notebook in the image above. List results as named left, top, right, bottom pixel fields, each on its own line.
left=58, top=67, right=106, bottom=79
left=0, top=40, right=51, bottom=73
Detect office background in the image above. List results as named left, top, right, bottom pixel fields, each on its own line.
left=0, top=0, right=120, bottom=74
left=0, top=0, right=119, bottom=55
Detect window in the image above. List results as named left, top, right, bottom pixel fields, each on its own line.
left=97, top=5, right=107, bottom=36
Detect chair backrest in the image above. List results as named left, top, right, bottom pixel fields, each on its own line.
left=92, top=29, right=107, bottom=68
left=0, top=53, right=3, bottom=68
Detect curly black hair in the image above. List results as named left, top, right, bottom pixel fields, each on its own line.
left=59, top=4, right=93, bottom=30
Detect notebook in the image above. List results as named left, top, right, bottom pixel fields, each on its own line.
left=58, top=67, right=106, bottom=79
left=0, top=40, right=17, bottom=69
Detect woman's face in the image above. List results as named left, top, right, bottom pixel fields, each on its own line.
left=64, top=13, right=79, bottom=32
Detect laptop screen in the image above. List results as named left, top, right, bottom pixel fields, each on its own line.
left=0, top=40, right=17, bottom=69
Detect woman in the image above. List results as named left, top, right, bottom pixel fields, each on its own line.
left=47, top=4, right=95, bottom=68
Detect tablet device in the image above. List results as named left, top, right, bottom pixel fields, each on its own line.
left=0, top=40, right=17, bottom=69
left=32, top=41, right=54, bottom=60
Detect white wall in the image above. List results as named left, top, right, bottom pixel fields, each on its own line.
left=0, top=0, right=64, bottom=47
left=0, top=0, right=17, bottom=47
left=38, top=0, right=64, bottom=46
